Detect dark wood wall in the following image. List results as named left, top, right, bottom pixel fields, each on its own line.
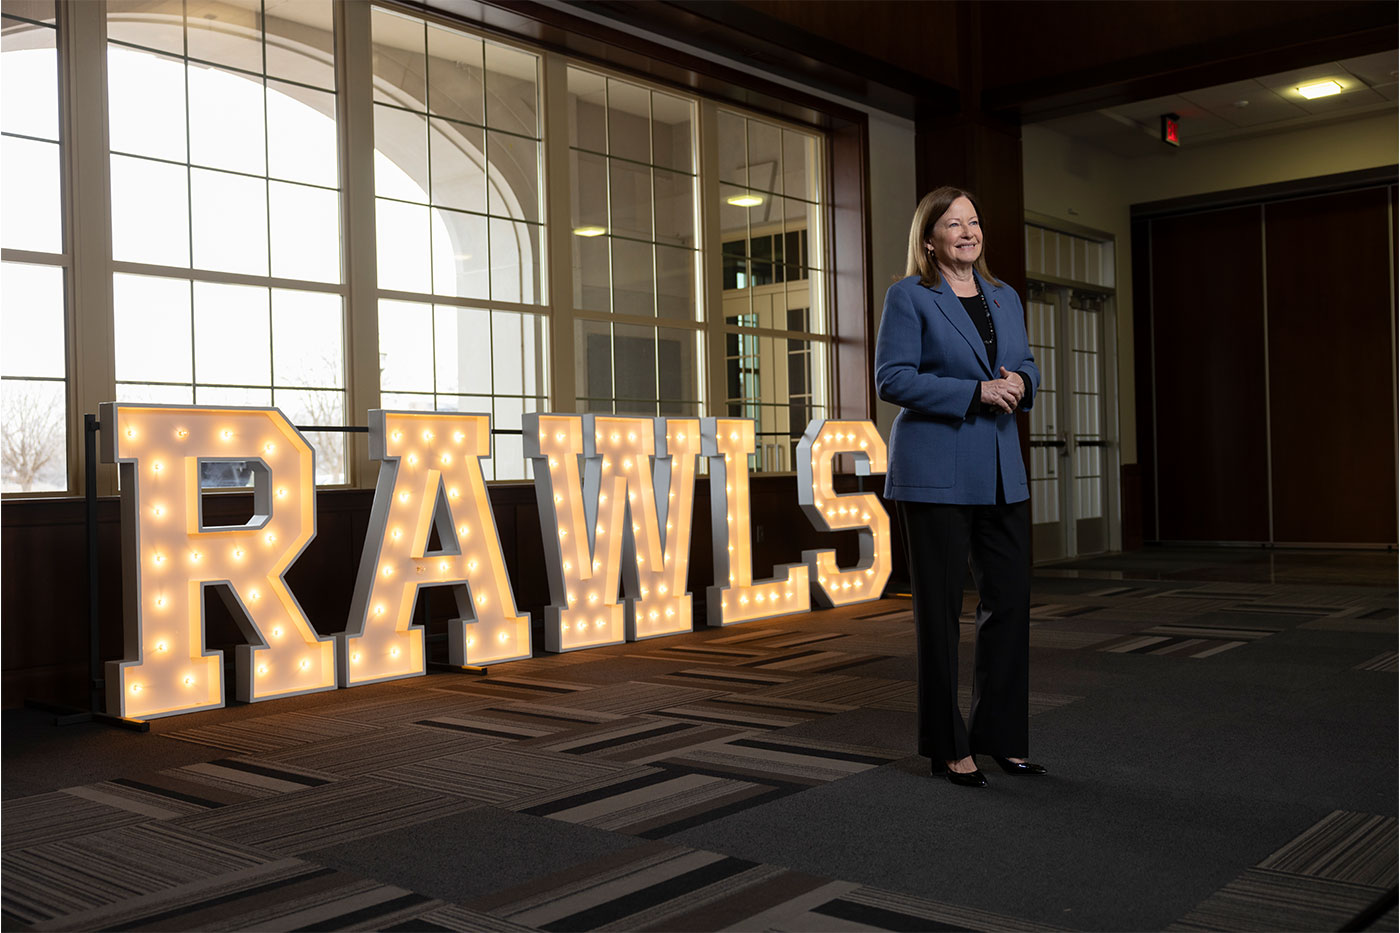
left=1134, top=180, right=1397, bottom=545
left=2, top=475, right=870, bottom=710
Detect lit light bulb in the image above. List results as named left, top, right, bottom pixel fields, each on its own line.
left=264, top=533, right=276, bottom=545
left=155, top=595, right=166, bottom=608
left=257, top=664, right=267, bottom=674
left=183, top=675, right=194, bottom=686
left=390, top=647, right=400, bottom=658
left=453, top=431, right=464, bottom=442
left=152, top=461, right=163, bottom=474
left=498, top=632, right=509, bottom=643
left=249, top=589, right=260, bottom=601
left=263, top=442, right=275, bottom=454
left=221, top=430, right=233, bottom=440
left=398, top=492, right=410, bottom=503
left=175, top=428, right=188, bottom=439
left=423, top=430, right=434, bottom=441
left=125, top=427, right=136, bottom=438
left=131, top=683, right=142, bottom=694
left=277, top=487, right=287, bottom=498
left=299, top=659, right=309, bottom=670
left=350, top=652, right=361, bottom=663
left=272, top=626, right=282, bottom=638
left=155, top=641, right=167, bottom=652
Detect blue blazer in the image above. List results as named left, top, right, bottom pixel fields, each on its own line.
left=875, top=272, right=1040, bottom=504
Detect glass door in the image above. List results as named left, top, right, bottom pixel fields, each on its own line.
left=1026, top=284, right=1111, bottom=559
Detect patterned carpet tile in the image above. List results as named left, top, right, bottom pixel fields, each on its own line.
left=544, top=682, right=729, bottom=716
left=661, top=734, right=903, bottom=784
left=463, top=839, right=1064, bottom=932
left=638, top=665, right=799, bottom=693
left=503, top=763, right=800, bottom=839
left=401, top=903, right=543, bottom=931
left=429, top=673, right=599, bottom=702
left=650, top=700, right=819, bottom=731
left=802, top=884, right=1072, bottom=933
left=1168, top=868, right=1385, bottom=932
left=60, top=777, right=230, bottom=819
left=23, top=857, right=442, bottom=933
left=522, top=715, right=755, bottom=764
left=466, top=840, right=824, bottom=931
left=169, top=778, right=479, bottom=855
left=319, top=684, right=498, bottom=726
left=1099, top=633, right=1252, bottom=658
left=746, top=673, right=914, bottom=709
left=3, top=821, right=279, bottom=926
left=161, top=711, right=382, bottom=754
left=739, top=648, right=891, bottom=674
left=369, top=744, right=649, bottom=804
left=1356, top=651, right=1399, bottom=672
left=172, top=758, right=336, bottom=800
left=256, top=723, right=504, bottom=777
left=1029, top=627, right=1122, bottom=649
left=1257, top=811, right=1398, bottom=888
left=414, top=702, right=625, bottom=741
left=626, top=642, right=772, bottom=664
left=2, top=791, right=148, bottom=849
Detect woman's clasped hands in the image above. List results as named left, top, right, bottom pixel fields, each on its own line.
left=980, top=366, right=1025, bottom=413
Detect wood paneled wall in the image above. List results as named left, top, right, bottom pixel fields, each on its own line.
left=2, top=474, right=871, bottom=709
left=1135, top=181, right=1397, bottom=545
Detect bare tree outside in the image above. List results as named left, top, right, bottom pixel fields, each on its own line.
left=1, top=380, right=66, bottom=493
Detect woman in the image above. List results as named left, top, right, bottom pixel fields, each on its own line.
left=874, top=187, right=1045, bottom=787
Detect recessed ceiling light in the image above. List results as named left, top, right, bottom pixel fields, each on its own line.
left=1232, top=99, right=1250, bottom=108
left=726, top=193, right=764, bottom=208
left=572, top=225, right=606, bottom=237
left=1297, top=80, right=1343, bottom=99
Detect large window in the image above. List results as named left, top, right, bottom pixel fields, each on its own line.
left=106, top=0, right=347, bottom=483
left=1, top=2, right=66, bottom=494
left=370, top=8, right=546, bottom=480
left=718, top=110, right=827, bottom=472
left=0, top=1, right=837, bottom=496
left=568, top=66, right=701, bottom=417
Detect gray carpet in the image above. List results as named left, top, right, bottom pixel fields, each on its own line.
left=3, top=547, right=1396, bottom=931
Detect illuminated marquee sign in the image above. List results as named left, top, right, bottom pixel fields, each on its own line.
left=339, top=410, right=531, bottom=687
left=704, top=418, right=811, bottom=625
left=100, top=403, right=336, bottom=720
left=796, top=420, right=891, bottom=607
left=525, top=414, right=700, bottom=652
left=100, top=404, right=890, bottom=719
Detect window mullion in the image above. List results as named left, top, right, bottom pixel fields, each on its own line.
left=541, top=51, right=576, bottom=413
left=335, top=0, right=380, bottom=487
left=697, top=98, right=723, bottom=420
left=63, top=0, right=117, bottom=495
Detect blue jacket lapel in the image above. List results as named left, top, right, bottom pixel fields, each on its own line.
left=931, top=280, right=993, bottom=377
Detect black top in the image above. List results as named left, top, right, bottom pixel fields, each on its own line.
left=955, top=285, right=1030, bottom=418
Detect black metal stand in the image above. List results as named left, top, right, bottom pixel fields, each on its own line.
left=25, top=416, right=151, bottom=730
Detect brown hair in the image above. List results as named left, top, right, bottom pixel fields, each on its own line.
left=904, top=186, right=1002, bottom=289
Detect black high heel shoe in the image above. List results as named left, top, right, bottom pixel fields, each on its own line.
left=989, top=755, right=1046, bottom=775
left=931, top=760, right=988, bottom=787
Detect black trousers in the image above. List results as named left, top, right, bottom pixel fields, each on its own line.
left=897, top=497, right=1031, bottom=762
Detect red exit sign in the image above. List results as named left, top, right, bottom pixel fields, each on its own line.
left=1161, top=113, right=1181, bottom=147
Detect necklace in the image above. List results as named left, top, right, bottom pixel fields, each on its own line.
left=974, top=281, right=995, bottom=346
